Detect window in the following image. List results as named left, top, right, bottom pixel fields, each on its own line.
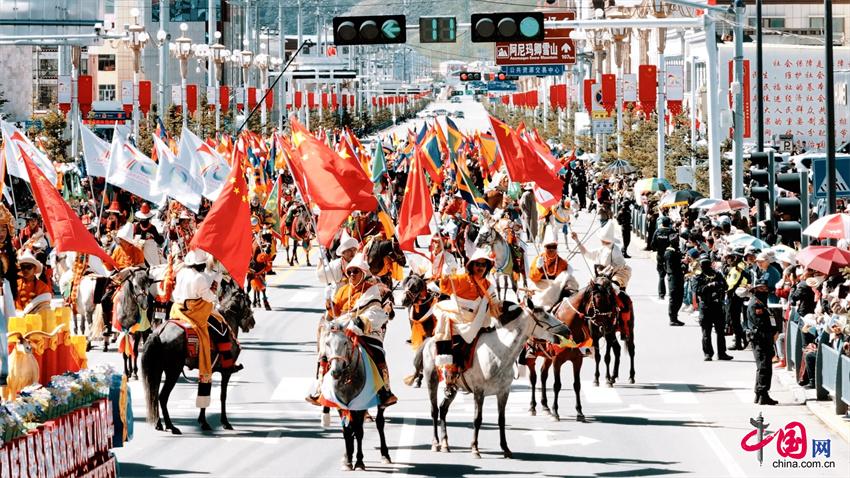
left=98, top=55, right=116, bottom=72
left=38, top=59, right=57, bottom=79
left=36, top=85, right=56, bottom=110
left=104, top=0, right=115, bottom=14
left=153, top=0, right=221, bottom=23
left=99, top=84, right=116, bottom=101
left=747, top=17, right=786, bottom=29
left=810, top=17, right=845, bottom=34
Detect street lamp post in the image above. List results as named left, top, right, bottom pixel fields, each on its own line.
left=209, top=32, right=229, bottom=132
left=171, top=23, right=193, bottom=131
left=255, top=46, right=269, bottom=129
left=610, top=20, right=631, bottom=159
left=652, top=0, right=669, bottom=180
left=156, top=29, right=169, bottom=118
left=124, top=8, right=149, bottom=141
left=240, top=49, right=254, bottom=131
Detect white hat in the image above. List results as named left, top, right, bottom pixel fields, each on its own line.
left=466, top=247, right=494, bottom=266
left=178, top=210, right=193, bottom=221
left=598, top=221, right=618, bottom=244
left=184, top=249, right=209, bottom=266
left=542, top=228, right=558, bottom=247
left=776, top=250, right=796, bottom=265
left=17, top=249, right=43, bottom=276
left=345, top=253, right=370, bottom=274
left=116, top=223, right=135, bottom=243
left=335, top=233, right=360, bottom=256
left=756, top=250, right=775, bottom=262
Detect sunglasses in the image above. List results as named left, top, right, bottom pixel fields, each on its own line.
left=20, top=264, right=35, bottom=271
left=346, top=269, right=363, bottom=276
left=545, top=245, right=558, bottom=250
left=472, top=261, right=488, bottom=267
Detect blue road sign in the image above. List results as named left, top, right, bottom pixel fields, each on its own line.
left=811, top=155, right=850, bottom=199
left=487, top=82, right=518, bottom=91
left=501, top=65, right=565, bottom=76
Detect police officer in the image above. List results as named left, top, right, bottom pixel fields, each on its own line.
left=650, top=216, right=673, bottom=299
left=693, top=255, right=734, bottom=361
left=745, top=278, right=779, bottom=405
left=664, top=232, right=686, bottom=326
left=724, top=249, right=750, bottom=350
left=616, top=196, right=634, bottom=258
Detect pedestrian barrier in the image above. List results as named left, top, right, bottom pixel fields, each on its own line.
left=839, top=354, right=850, bottom=413
left=816, top=340, right=845, bottom=414
left=785, top=317, right=803, bottom=379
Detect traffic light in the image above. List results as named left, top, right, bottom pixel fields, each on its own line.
left=749, top=151, right=775, bottom=239
left=459, top=72, right=481, bottom=82
left=420, top=16, right=456, bottom=43
left=470, top=12, right=545, bottom=43
left=492, top=73, right=519, bottom=81
left=333, top=15, right=406, bottom=45
left=774, top=171, right=810, bottom=246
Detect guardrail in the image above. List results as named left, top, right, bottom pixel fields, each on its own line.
left=815, top=334, right=849, bottom=415
left=785, top=317, right=804, bottom=379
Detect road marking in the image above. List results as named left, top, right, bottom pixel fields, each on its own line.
left=656, top=383, right=699, bottom=404
left=289, top=290, right=319, bottom=303
left=581, top=385, right=622, bottom=404
left=390, top=417, right=417, bottom=477
left=265, top=430, right=283, bottom=445
left=693, top=413, right=747, bottom=478
left=525, top=430, right=599, bottom=447
left=726, top=381, right=756, bottom=404
left=271, top=376, right=315, bottom=402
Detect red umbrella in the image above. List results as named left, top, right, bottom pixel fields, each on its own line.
left=795, top=246, right=850, bottom=275
left=803, top=213, right=850, bottom=240
left=706, top=199, right=749, bottom=216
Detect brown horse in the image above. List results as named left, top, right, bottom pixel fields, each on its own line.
left=287, top=204, right=314, bottom=266
left=524, top=277, right=619, bottom=422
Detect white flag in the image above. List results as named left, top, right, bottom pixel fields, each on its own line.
left=79, top=119, right=110, bottom=178
left=105, top=132, right=164, bottom=204
left=1, top=120, right=58, bottom=185
left=176, top=127, right=230, bottom=200
left=151, top=135, right=202, bottom=212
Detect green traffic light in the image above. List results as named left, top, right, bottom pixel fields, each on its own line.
left=431, top=19, right=438, bottom=41
left=519, top=16, right=541, bottom=38
left=448, top=18, right=455, bottom=41
left=382, top=19, right=402, bottom=39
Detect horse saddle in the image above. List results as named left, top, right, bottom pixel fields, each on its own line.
left=168, top=319, right=235, bottom=368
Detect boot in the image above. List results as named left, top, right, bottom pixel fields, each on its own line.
left=231, top=363, right=244, bottom=373
left=774, top=359, right=786, bottom=368
left=263, top=298, right=271, bottom=311
left=378, top=388, right=398, bottom=407
left=758, top=393, right=778, bottom=406
left=717, top=353, right=734, bottom=361
left=669, top=320, right=685, bottom=326
left=704, top=355, right=713, bottom=361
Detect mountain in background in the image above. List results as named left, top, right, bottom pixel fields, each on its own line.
left=256, top=0, right=547, bottom=65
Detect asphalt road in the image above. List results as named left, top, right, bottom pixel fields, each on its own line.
left=95, top=100, right=849, bottom=477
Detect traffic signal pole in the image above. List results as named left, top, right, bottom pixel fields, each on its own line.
left=825, top=0, right=837, bottom=214
left=732, top=0, right=746, bottom=198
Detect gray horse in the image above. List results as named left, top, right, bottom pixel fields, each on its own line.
left=323, top=323, right=391, bottom=471
left=411, top=302, right=570, bottom=458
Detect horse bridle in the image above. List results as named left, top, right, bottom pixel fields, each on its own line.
left=325, top=330, right=361, bottom=383
left=121, top=268, right=149, bottom=310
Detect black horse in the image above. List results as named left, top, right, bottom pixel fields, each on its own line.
left=400, top=273, right=439, bottom=388
left=141, top=278, right=255, bottom=434
left=364, top=235, right=406, bottom=288
left=586, top=276, right=636, bottom=387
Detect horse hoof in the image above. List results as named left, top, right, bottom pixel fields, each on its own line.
left=381, top=457, right=392, bottom=465
left=431, top=443, right=439, bottom=452
left=606, top=381, right=614, bottom=388
left=503, top=449, right=513, bottom=459
left=471, top=450, right=481, bottom=459
left=440, top=442, right=451, bottom=453
left=629, top=377, right=635, bottom=384
left=86, top=341, right=92, bottom=352
left=551, top=414, right=560, bottom=422
left=593, top=380, right=599, bottom=387
left=170, top=427, right=182, bottom=435
left=200, top=422, right=213, bottom=431
left=354, top=461, right=366, bottom=471
left=155, top=421, right=164, bottom=431
left=341, top=463, right=353, bottom=472
left=541, top=406, right=551, bottom=415
left=132, top=373, right=138, bottom=381
left=222, top=422, right=233, bottom=430
left=321, top=413, right=331, bottom=428
left=528, top=407, right=536, bottom=416
left=577, top=414, right=586, bottom=422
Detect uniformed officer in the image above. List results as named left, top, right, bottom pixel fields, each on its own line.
left=663, top=232, right=686, bottom=326
left=650, top=216, right=673, bottom=299
left=693, top=255, right=734, bottom=361
left=723, top=250, right=749, bottom=350
left=745, top=278, right=779, bottom=405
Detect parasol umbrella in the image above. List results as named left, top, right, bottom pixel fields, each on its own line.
left=706, top=199, right=749, bottom=216
left=633, top=177, right=672, bottom=200
left=690, top=198, right=721, bottom=209
left=726, top=233, right=770, bottom=250
left=802, top=213, right=850, bottom=240
left=603, top=159, right=637, bottom=176
left=795, top=246, right=850, bottom=276
left=658, top=189, right=703, bottom=209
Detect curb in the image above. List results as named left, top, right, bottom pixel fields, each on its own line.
left=776, top=367, right=850, bottom=443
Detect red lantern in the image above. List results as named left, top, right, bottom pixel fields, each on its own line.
left=638, top=64, right=657, bottom=116
left=220, top=86, right=230, bottom=113
left=186, top=84, right=198, bottom=114
left=138, top=80, right=152, bottom=115
left=247, top=87, right=257, bottom=109
left=264, top=88, right=274, bottom=111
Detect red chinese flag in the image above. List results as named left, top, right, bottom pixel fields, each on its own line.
left=601, top=74, right=616, bottom=112
left=190, top=154, right=252, bottom=285
left=397, top=146, right=434, bottom=252
left=138, top=80, right=152, bottom=115
left=220, top=86, right=230, bottom=113
left=489, top=115, right=532, bottom=181
left=264, top=89, right=274, bottom=110
left=638, top=64, right=657, bottom=115
left=20, top=149, right=116, bottom=269
left=583, top=79, right=596, bottom=113
left=247, top=87, right=257, bottom=109
left=322, top=93, right=329, bottom=109
left=186, top=84, right=198, bottom=114
left=78, top=75, right=93, bottom=105
left=289, top=119, right=377, bottom=246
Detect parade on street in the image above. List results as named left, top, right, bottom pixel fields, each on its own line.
left=0, top=1, right=849, bottom=477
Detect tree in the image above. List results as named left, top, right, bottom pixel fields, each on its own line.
left=31, top=110, right=71, bottom=163
left=0, top=91, right=8, bottom=114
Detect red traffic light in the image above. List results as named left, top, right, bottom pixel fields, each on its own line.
left=497, top=73, right=507, bottom=81
left=460, top=72, right=469, bottom=81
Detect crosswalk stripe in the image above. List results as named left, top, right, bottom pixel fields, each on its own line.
left=289, top=291, right=319, bottom=303
left=656, top=383, right=699, bottom=404
left=726, top=381, right=756, bottom=404
left=390, top=417, right=417, bottom=477
left=580, top=385, right=623, bottom=404
left=271, top=376, right=314, bottom=402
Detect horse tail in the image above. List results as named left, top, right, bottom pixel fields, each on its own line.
left=403, top=341, right=426, bottom=386
left=141, top=334, right=163, bottom=425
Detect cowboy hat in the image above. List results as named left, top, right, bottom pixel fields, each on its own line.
left=106, top=200, right=123, bottom=215
left=598, top=221, right=618, bottom=244
left=116, top=223, right=136, bottom=244
left=17, top=249, right=43, bottom=276
left=542, top=228, right=559, bottom=247
left=344, top=253, right=370, bottom=274
left=136, top=203, right=155, bottom=220
left=336, top=235, right=360, bottom=256
left=466, top=247, right=494, bottom=266
left=178, top=210, right=193, bottom=221
left=184, top=249, right=209, bottom=266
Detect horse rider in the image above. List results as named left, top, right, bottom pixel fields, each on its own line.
left=133, top=203, right=165, bottom=266
left=429, top=232, right=459, bottom=286
left=170, top=249, right=236, bottom=408
left=307, top=254, right=397, bottom=407
left=692, top=255, right=733, bottom=361
left=316, top=233, right=359, bottom=291
left=248, top=236, right=273, bottom=310
left=529, top=229, right=577, bottom=291
left=433, top=248, right=501, bottom=391
left=663, top=232, right=686, bottom=326
left=745, top=277, right=779, bottom=405
left=168, top=210, right=196, bottom=261
left=540, top=197, right=572, bottom=248
left=15, top=250, right=51, bottom=315
left=98, top=223, right=146, bottom=350
left=14, top=212, right=45, bottom=251
left=570, top=221, right=631, bottom=292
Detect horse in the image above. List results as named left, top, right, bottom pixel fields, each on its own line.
left=523, top=274, right=617, bottom=422
left=364, top=235, right=406, bottom=289
left=322, top=323, right=391, bottom=471
left=141, top=278, right=255, bottom=434
left=411, top=301, right=571, bottom=458
left=112, top=267, right=155, bottom=380
left=400, top=273, right=439, bottom=388
left=475, top=220, right=522, bottom=302
left=581, top=275, right=635, bottom=388
left=287, top=204, right=314, bottom=266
